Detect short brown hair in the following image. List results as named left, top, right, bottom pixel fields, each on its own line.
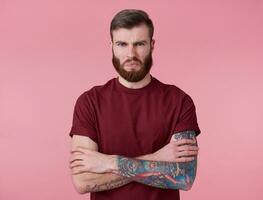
left=110, top=9, right=154, bottom=41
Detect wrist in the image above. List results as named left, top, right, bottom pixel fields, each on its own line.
left=137, top=153, right=157, bottom=161
left=107, top=155, right=118, bottom=173
left=146, top=153, right=158, bottom=161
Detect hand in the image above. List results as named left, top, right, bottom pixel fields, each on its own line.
left=152, top=138, right=199, bottom=163
left=69, top=147, right=117, bottom=175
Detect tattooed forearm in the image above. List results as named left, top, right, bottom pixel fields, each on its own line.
left=85, top=176, right=132, bottom=192
left=117, top=131, right=197, bottom=191
left=173, top=130, right=197, bottom=188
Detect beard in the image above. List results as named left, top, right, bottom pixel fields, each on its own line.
left=112, top=50, right=153, bottom=82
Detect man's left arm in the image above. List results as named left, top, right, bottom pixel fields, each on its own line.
left=114, top=131, right=198, bottom=191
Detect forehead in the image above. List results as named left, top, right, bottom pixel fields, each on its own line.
left=112, top=24, right=150, bottom=42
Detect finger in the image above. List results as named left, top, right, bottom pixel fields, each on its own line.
left=71, top=166, right=85, bottom=175
left=174, top=139, right=196, bottom=146
left=70, top=146, right=85, bottom=153
left=75, top=146, right=90, bottom=150
left=71, top=166, right=83, bottom=175
left=178, top=150, right=198, bottom=157
left=71, top=150, right=85, bottom=155
left=70, top=150, right=83, bottom=155
left=69, top=158, right=83, bottom=164
left=71, top=145, right=90, bottom=152
left=69, top=160, right=82, bottom=168
left=71, top=147, right=86, bottom=153
left=72, top=147, right=94, bottom=155
left=177, top=145, right=199, bottom=152
left=69, top=161, right=84, bottom=169
left=175, top=157, right=195, bottom=163
left=69, top=154, right=84, bottom=163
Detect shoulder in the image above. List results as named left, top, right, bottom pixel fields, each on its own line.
left=78, top=78, right=115, bottom=99
left=74, top=78, right=115, bottom=107
left=154, top=77, right=191, bottom=101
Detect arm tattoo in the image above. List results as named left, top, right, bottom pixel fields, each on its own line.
left=117, top=130, right=197, bottom=190
left=86, top=176, right=132, bottom=192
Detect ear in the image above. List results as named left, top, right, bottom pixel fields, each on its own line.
left=151, top=39, right=155, bottom=51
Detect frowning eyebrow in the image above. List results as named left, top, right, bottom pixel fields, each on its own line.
left=115, top=40, right=148, bottom=45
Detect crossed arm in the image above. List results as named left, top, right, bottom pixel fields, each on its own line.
left=69, top=131, right=198, bottom=194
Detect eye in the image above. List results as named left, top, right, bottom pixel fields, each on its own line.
left=116, top=42, right=127, bottom=47
left=135, top=42, right=145, bottom=46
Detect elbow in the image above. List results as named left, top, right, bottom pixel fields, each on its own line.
left=165, top=174, right=195, bottom=191
left=73, top=181, right=98, bottom=194
left=71, top=175, right=93, bottom=194
left=180, top=175, right=195, bottom=191
left=181, top=184, right=193, bottom=191
left=76, top=187, right=88, bottom=195
left=73, top=181, right=90, bottom=194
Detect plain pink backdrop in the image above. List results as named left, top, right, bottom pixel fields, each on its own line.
left=1, top=0, right=262, bottom=199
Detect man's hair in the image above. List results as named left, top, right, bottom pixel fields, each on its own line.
left=110, top=9, right=154, bottom=41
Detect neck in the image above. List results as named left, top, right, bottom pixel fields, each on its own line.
left=118, top=73, right=152, bottom=89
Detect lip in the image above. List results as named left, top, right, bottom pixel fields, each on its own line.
left=125, top=62, right=140, bottom=66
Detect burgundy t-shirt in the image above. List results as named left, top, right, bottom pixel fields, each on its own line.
left=69, top=75, right=201, bottom=200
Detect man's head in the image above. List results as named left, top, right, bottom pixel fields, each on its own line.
left=110, top=9, right=155, bottom=82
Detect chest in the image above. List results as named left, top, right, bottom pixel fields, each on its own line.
left=94, top=93, right=178, bottom=156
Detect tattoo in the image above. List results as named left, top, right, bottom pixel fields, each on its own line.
left=86, top=176, right=131, bottom=192
left=117, top=130, right=197, bottom=190
left=173, top=130, right=196, bottom=140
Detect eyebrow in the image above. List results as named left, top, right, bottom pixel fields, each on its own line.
left=115, top=40, right=148, bottom=45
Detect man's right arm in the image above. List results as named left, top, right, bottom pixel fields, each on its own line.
left=70, top=135, right=165, bottom=193
left=70, top=135, right=131, bottom=193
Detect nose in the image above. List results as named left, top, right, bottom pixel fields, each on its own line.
left=127, top=45, right=136, bottom=58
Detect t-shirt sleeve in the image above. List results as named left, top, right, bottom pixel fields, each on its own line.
left=69, top=92, right=98, bottom=143
left=173, top=94, right=201, bottom=137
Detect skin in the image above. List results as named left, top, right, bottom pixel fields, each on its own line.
left=70, top=131, right=199, bottom=192
left=116, top=131, right=197, bottom=190
left=111, top=24, right=155, bottom=89
left=69, top=24, right=199, bottom=193
left=70, top=135, right=131, bottom=193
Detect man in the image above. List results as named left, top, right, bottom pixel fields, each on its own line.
left=69, top=9, right=201, bottom=200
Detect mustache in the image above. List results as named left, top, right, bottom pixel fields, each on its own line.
left=124, top=57, right=142, bottom=65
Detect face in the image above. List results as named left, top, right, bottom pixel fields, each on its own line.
left=111, top=24, right=155, bottom=82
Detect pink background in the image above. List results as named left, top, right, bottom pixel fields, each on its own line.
left=1, top=0, right=263, bottom=199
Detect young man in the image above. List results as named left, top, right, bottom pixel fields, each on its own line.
left=69, top=9, right=201, bottom=200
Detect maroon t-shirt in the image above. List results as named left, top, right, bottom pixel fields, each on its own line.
left=69, top=75, right=201, bottom=200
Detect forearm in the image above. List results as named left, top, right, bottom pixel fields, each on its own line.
left=115, top=155, right=197, bottom=191
left=71, top=131, right=198, bottom=192
left=72, top=153, right=156, bottom=193
left=72, top=172, right=131, bottom=193
left=114, top=131, right=198, bottom=190
left=73, top=154, right=196, bottom=193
